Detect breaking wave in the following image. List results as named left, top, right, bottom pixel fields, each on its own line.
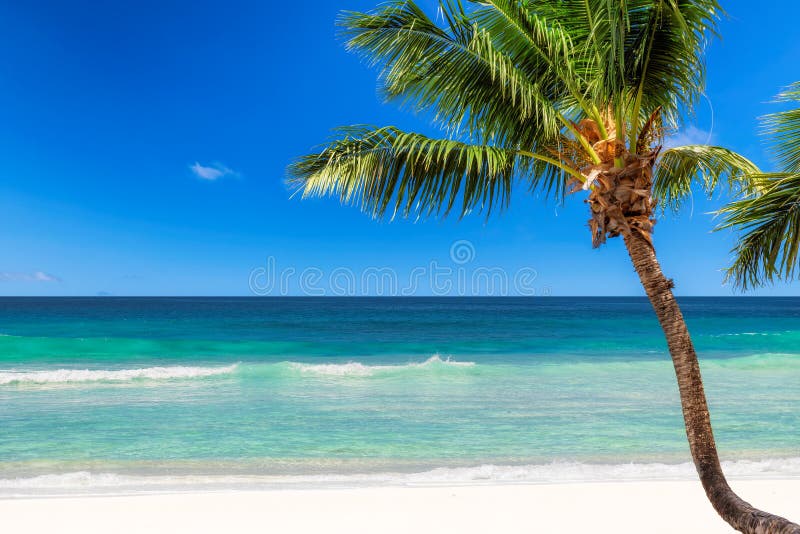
left=0, top=364, right=238, bottom=386
left=287, top=355, right=475, bottom=377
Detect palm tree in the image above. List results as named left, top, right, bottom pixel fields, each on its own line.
left=288, top=2, right=799, bottom=531
left=720, top=83, right=800, bottom=290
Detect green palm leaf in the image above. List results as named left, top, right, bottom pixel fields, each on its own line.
left=719, top=83, right=800, bottom=288
left=469, top=1, right=589, bottom=111
left=654, top=145, right=760, bottom=212
left=719, top=173, right=800, bottom=289
left=340, top=1, right=562, bottom=147
left=288, top=126, right=573, bottom=219
left=762, top=82, right=800, bottom=172
left=624, top=0, right=722, bottom=133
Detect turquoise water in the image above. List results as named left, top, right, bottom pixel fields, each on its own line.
left=0, top=297, right=798, bottom=494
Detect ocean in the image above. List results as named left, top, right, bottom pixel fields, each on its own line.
left=0, top=297, right=798, bottom=496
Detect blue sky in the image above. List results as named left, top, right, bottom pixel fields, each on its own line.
left=1, top=0, right=799, bottom=296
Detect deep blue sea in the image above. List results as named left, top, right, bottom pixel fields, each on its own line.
left=0, top=297, right=798, bottom=495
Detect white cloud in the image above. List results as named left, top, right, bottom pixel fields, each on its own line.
left=32, top=271, right=60, bottom=282
left=190, top=162, right=237, bottom=181
left=0, top=271, right=61, bottom=282
left=664, top=125, right=714, bottom=149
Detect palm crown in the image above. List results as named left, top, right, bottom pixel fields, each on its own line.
left=289, top=0, right=757, bottom=242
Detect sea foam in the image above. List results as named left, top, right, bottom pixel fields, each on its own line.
left=288, top=355, right=475, bottom=377
left=0, top=364, right=238, bottom=385
left=2, top=458, right=799, bottom=496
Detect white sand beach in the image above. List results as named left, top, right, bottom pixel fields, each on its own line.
left=2, top=479, right=798, bottom=533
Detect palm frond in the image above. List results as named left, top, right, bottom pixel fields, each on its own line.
left=625, top=0, right=722, bottom=135
left=469, top=1, right=590, bottom=115
left=719, top=82, right=800, bottom=289
left=718, top=173, right=800, bottom=289
left=288, top=126, right=569, bottom=220
left=339, top=1, right=562, bottom=147
left=762, top=82, right=800, bottom=173
left=653, top=144, right=760, bottom=212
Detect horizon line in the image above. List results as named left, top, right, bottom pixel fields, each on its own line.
left=0, top=295, right=792, bottom=299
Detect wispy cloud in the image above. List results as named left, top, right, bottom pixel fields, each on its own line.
left=664, top=125, right=714, bottom=149
left=190, top=162, right=237, bottom=181
left=0, top=271, right=61, bottom=282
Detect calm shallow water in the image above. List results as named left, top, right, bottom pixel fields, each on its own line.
left=0, top=297, right=798, bottom=495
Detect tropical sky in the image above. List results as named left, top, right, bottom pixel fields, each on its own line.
left=1, top=0, right=798, bottom=296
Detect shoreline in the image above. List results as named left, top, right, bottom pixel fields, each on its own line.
left=2, top=457, right=800, bottom=498
left=2, top=479, right=798, bottom=533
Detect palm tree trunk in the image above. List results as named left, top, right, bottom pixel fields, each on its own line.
left=623, top=229, right=800, bottom=534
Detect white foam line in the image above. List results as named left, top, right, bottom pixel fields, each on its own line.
left=288, top=355, right=475, bottom=377
left=0, top=364, right=238, bottom=385
left=2, top=458, right=800, bottom=495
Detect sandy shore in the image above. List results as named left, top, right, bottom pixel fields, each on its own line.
left=2, top=480, right=798, bottom=533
